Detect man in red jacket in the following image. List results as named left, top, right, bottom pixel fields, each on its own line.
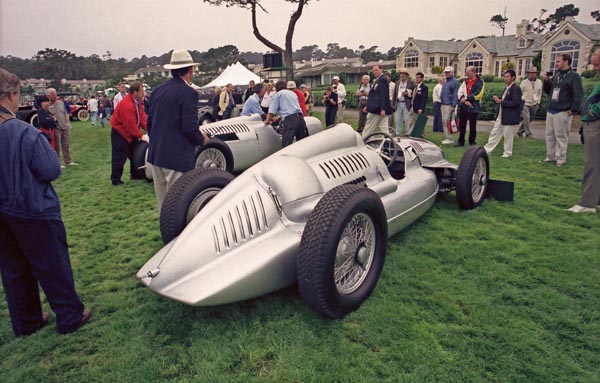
left=110, top=81, right=147, bottom=185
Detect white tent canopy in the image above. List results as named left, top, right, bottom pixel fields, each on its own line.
left=202, top=62, right=261, bottom=89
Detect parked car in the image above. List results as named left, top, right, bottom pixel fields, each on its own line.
left=137, top=124, right=491, bottom=318
left=16, top=105, right=38, bottom=127
left=133, top=114, right=324, bottom=181
left=58, top=92, right=89, bottom=121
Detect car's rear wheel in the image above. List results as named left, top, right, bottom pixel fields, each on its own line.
left=456, top=146, right=489, bottom=209
left=159, top=168, right=234, bottom=243
left=133, top=140, right=152, bottom=182
left=77, top=109, right=89, bottom=121
left=297, top=184, right=387, bottom=319
left=195, top=138, right=234, bottom=173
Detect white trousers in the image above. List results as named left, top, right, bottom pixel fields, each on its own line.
left=484, top=114, right=517, bottom=156
left=150, top=163, right=184, bottom=213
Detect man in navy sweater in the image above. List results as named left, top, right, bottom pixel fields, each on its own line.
left=146, top=50, right=209, bottom=212
left=0, top=67, right=91, bottom=336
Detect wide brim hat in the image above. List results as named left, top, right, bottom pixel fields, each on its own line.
left=164, top=49, right=199, bottom=70
left=398, top=68, right=409, bottom=75
left=527, top=66, right=539, bottom=73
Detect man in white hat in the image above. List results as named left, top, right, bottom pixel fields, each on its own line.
left=287, top=80, right=307, bottom=116
left=146, top=49, right=209, bottom=212
left=331, top=76, right=346, bottom=123
left=440, top=66, right=459, bottom=144
left=392, top=68, right=415, bottom=136
left=517, top=66, right=542, bottom=138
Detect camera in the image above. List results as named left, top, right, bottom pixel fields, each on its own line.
left=546, top=70, right=553, bottom=76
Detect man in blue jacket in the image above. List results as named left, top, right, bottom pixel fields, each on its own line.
left=0, top=68, right=91, bottom=337
left=146, top=50, right=209, bottom=212
left=484, top=70, right=523, bottom=158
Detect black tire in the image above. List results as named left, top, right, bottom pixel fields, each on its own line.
left=77, top=109, right=89, bottom=121
left=132, top=140, right=151, bottom=181
left=160, top=168, right=234, bottom=243
left=455, top=146, right=489, bottom=210
left=29, top=112, right=39, bottom=128
left=194, top=138, right=234, bottom=173
left=297, top=184, right=388, bottom=319
left=199, top=114, right=214, bottom=125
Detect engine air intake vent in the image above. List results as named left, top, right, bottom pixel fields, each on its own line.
left=211, top=190, right=268, bottom=253
left=410, top=141, right=425, bottom=152
left=203, top=123, right=250, bottom=137
left=317, top=152, right=370, bottom=179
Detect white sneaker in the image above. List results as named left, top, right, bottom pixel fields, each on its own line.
left=441, top=139, right=454, bottom=145
left=566, top=205, right=596, bottom=213
left=60, top=165, right=66, bottom=169
left=68, top=162, right=78, bottom=166
left=501, top=154, right=511, bottom=158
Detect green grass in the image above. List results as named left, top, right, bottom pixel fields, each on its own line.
left=1, top=118, right=599, bottom=383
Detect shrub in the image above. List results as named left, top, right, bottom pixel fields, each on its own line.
left=581, top=70, right=598, bottom=79
left=482, top=74, right=496, bottom=83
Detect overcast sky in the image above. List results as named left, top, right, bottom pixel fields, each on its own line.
left=1, top=0, right=598, bottom=60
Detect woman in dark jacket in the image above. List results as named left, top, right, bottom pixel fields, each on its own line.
left=36, top=95, right=57, bottom=149
left=323, top=86, right=338, bottom=127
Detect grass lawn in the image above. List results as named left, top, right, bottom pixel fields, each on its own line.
left=1, top=117, right=599, bottom=383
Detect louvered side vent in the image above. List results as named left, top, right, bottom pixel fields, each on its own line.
left=410, top=142, right=425, bottom=152
left=211, top=190, right=269, bottom=253
left=203, top=123, right=250, bottom=137
left=213, top=133, right=239, bottom=141
left=318, top=152, right=370, bottom=179
left=345, top=176, right=367, bottom=186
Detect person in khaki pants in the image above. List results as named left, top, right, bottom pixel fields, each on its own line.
left=567, top=50, right=600, bottom=213
left=47, top=88, right=77, bottom=167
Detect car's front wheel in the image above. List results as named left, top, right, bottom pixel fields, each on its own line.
left=195, top=138, right=234, bottom=173
left=456, top=146, right=489, bottom=209
left=77, top=109, right=89, bottom=121
left=297, top=184, right=388, bottom=319
left=159, top=168, right=234, bottom=243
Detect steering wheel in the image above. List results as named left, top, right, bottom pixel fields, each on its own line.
left=363, top=132, right=400, bottom=168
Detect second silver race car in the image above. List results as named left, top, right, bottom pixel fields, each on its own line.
left=133, top=114, right=324, bottom=181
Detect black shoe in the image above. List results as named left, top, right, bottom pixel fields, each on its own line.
left=130, top=175, right=144, bottom=180
left=112, top=180, right=124, bottom=186
left=453, top=142, right=464, bottom=147
left=469, top=142, right=476, bottom=146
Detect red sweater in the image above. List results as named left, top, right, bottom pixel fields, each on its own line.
left=293, top=89, right=308, bottom=116
left=110, top=94, right=147, bottom=142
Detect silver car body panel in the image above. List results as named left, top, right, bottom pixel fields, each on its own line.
left=200, top=114, right=323, bottom=172
left=138, top=124, right=444, bottom=306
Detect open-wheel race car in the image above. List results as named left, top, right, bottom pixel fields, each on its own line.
left=137, top=123, right=491, bottom=318
left=133, top=114, right=324, bottom=181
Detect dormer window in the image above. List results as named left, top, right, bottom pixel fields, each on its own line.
left=518, top=38, right=527, bottom=48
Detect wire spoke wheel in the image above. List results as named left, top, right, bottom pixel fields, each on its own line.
left=334, top=213, right=376, bottom=295
left=196, top=148, right=227, bottom=170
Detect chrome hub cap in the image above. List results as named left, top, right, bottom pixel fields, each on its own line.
left=186, top=187, right=221, bottom=223
left=471, top=157, right=488, bottom=202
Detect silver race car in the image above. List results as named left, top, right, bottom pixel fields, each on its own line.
left=137, top=124, right=490, bottom=318
left=133, top=114, right=324, bottom=180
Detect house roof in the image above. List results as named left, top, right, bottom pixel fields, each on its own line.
left=407, top=39, right=469, bottom=54
left=475, top=34, right=542, bottom=57
left=570, top=22, right=600, bottom=41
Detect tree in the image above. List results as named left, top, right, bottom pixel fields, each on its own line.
left=203, top=0, right=312, bottom=79
left=360, top=46, right=384, bottom=64
left=386, top=47, right=402, bottom=61
left=532, top=4, right=580, bottom=33
left=431, top=66, right=444, bottom=75
left=490, top=11, right=509, bottom=36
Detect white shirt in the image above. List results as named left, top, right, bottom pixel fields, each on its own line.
left=433, top=83, right=443, bottom=103
left=261, top=90, right=276, bottom=108
left=334, top=82, right=346, bottom=103
left=113, top=92, right=127, bottom=110
left=520, top=78, right=542, bottom=106
left=87, top=98, right=98, bottom=112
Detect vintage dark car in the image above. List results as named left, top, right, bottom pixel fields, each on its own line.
left=16, top=105, right=38, bottom=127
